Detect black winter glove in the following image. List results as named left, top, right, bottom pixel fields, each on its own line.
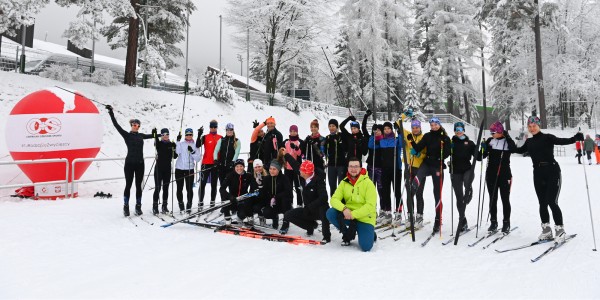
left=177, top=132, right=182, bottom=142
left=105, top=105, right=113, bottom=113
left=198, top=126, right=204, bottom=137
left=393, top=122, right=399, bottom=130
left=365, top=109, right=372, bottom=117
left=290, top=143, right=299, bottom=150
left=348, top=115, right=357, bottom=122
left=574, top=132, right=584, bottom=141
left=151, top=128, right=157, bottom=136
left=407, top=134, right=414, bottom=142
left=187, top=145, right=194, bottom=153
left=253, top=120, right=259, bottom=128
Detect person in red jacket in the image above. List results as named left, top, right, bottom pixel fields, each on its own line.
left=196, top=119, right=223, bottom=207
left=575, top=140, right=583, bottom=164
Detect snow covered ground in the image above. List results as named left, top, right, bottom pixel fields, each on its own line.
left=1, top=71, right=599, bottom=299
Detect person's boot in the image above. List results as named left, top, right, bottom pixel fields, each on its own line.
left=279, top=221, right=289, bottom=234
left=415, top=213, right=424, bottom=228
left=123, top=204, right=130, bottom=217
left=161, top=203, right=169, bottom=214
left=554, top=225, right=566, bottom=243
left=487, top=221, right=498, bottom=233
left=152, top=202, right=159, bottom=215
left=501, top=221, right=511, bottom=235
left=272, top=214, right=279, bottom=230
left=178, top=201, right=185, bottom=214
left=458, top=217, right=468, bottom=234
left=306, top=221, right=318, bottom=236
left=186, top=200, right=192, bottom=214
left=135, top=203, right=143, bottom=216
left=538, top=223, right=553, bottom=241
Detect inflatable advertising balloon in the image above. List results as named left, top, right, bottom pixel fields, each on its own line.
left=5, top=87, right=103, bottom=199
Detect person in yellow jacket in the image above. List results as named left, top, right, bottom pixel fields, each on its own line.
left=395, top=111, right=427, bottom=228
left=326, top=157, right=377, bottom=251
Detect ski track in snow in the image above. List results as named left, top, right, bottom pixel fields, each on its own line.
left=1, top=71, right=599, bottom=299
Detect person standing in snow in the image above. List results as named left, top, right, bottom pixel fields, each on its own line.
left=197, top=120, right=222, bottom=207
left=575, top=140, right=583, bottom=164
left=279, top=158, right=331, bottom=243
left=326, top=157, right=377, bottom=251
left=325, top=118, right=347, bottom=196
left=214, top=123, right=241, bottom=186
left=363, top=117, right=385, bottom=224
left=478, top=121, right=516, bottom=234
left=248, top=120, right=265, bottom=173
left=339, top=115, right=364, bottom=162
left=448, top=122, right=476, bottom=233
left=219, top=159, right=257, bottom=225
left=258, top=156, right=293, bottom=229
left=175, top=128, right=201, bottom=213
left=378, top=121, right=403, bottom=224
left=408, top=117, right=451, bottom=233
left=303, top=119, right=326, bottom=171
left=584, top=134, right=595, bottom=165
left=595, top=135, right=600, bottom=164
left=106, top=105, right=154, bottom=217
left=261, top=116, right=283, bottom=168
left=283, top=125, right=304, bottom=207
left=153, top=128, right=177, bottom=215
left=513, top=116, right=583, bottom=242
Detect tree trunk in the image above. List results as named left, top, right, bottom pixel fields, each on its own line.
left=446, top=59, right=454, bottom=115
left=124, top=0, right=140, bottom=86
left=371, top=54, right=376, bottom=122
left=533, top=0, right=547, bottom=128
left=458, top=58, right=470, bottom=123
left=479, top=23, right=487, bottom=127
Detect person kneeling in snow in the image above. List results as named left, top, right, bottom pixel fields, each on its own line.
left=326, top=157, right=377, bottom=251
left=219, top=159, right=257, bottom=225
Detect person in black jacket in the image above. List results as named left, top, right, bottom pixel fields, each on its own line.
left=219, top=159, right=258, bottom=225
left=261, top=116, right=283, bottom=168
left=106, top=105, right=154, bottom=217
left=409, top=117, right=451, bottom=233
left=279, top=155, right=331, bottom=243
left=340, top=115, right=364, bottom=162
left=449, top=122, right=475, bottom=232
left=361, top=110, right=384, bottom=203
left=514, top=116, right=583, bottom=242
left=259, top=159, right=293, bottom=229
left=479, top=121, right=516, bottom=234
left=153, top=128, right=177, bottom=215
left=325, top=119, right=347, bottom=196
left=248, top=120, right=265, bottom=173
left=303, top=119, right=326, bottom=170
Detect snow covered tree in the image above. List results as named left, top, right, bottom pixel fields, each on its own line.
left=196, top=68, right=237, bottom=105
left=0, top=0, right=50, bottom=36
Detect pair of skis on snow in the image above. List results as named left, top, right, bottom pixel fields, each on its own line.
left=495, top=234, right=578, bottom=263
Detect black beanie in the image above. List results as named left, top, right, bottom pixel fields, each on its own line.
left=328, top=119, right=339, bottom=128
left=383, top=122, right=393, bottom=130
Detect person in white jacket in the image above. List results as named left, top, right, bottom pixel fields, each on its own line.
left=175, top=128, right=201, bottom=213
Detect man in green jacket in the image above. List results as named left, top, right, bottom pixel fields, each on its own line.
left=584, top=134, right=595, bottom=165
left=326, top=157, right=377, bottom=251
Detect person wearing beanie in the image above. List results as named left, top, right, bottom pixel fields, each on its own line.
left=105, top=105, right=154, bottom=217
left=236, top=158, right=268, bottom=224
left=362, top=110, right=384, bottom=207
left=303, top=119, right=326, bottom=170
left=375, top=120, right=403, bottom=225
left=213, top=123, right=242, bottom=187
left=196, top=119, right=222, bottom=208
left=396, top=110, right=427, bottom=228
left=219, top=159, right=258, bottom=225
left=175, top=127, right=202, bottom=213
left=284, top=124, right=304, bottom=207
left=514, top=116, right=584, bottom=242
left=408, top=116, right=451, bottom=233
left=325, top=118, right=347, bottom=197
left=249, top=120, right=266, bottom=173
left=279, top=157, right=331, bottom=243
left=152, top=128, right=177, bottom=215
left=260, top=116, right=283, bottom=168
left=478, top=120, right=516, bottom=234
left=448, top=121, right=476, bottom=233
left=340, top=114, right=364, bottom=162
left=584, top=134, right=595, bottom=165
left=257, top=158, right=293, bottom=229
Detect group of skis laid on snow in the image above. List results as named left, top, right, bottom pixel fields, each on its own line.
left=105, top=101, right=591, bottom=260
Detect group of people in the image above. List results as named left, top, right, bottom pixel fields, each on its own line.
left=575, top=134, right=600, bottom=165
left=107, top=103, right=584, bottom=251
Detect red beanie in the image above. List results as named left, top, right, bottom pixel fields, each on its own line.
left=300, top=160, right=315, bottom=176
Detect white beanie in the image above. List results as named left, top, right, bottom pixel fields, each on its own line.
left=253, top=159, right=263, bottom=167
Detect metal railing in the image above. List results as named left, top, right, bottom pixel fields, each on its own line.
left=0, top=158, right=69, bottom=198
left=554, top=147, right=566, bottom=157
left=71, top=156, right=155, bottom=195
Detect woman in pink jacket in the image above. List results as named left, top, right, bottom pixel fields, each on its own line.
left=284, top=125, right=304, bottom=207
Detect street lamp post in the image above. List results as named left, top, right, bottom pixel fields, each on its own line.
left=219, top=15, right=222, bottom=71
left=237, top=54, right=243, bottom=76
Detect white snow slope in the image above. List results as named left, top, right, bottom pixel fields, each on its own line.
left=1, top=71, right=599, bottom=299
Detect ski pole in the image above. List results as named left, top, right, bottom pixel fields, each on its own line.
left=580, top=128, right=598, bottom=251
left=475, top=138, right=485, bottom=238
left=450, top=142, right=454, bottom=236
left=320, top=46, right=351, bottom=115
left=479, top=156, right=489, bottom=230
left=142, top=132, right=158, bottom=191
left=439, top=131, right=445, bottom=238
left=54, top=86, right=109, bottom=106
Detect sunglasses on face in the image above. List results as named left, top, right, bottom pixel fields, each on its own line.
left=162, top=133, right=169, bottom=136
left=455, top=127, right=464, bottom=132
left=185, top=134, right=193, bottom=136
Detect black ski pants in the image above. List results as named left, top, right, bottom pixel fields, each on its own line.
left=175, top=169, right=194, bottom=211
left=533, top=163, right=563, bottom=225
left=199, top=164, right=219, bottom=206
left=412, top=164, right=443, bottom=221
left=404, top=167, right=425, bottom=215
left=486, top=171, right=512, bottom=223
left=285, top=169, right=303, bottom=206
left=124, top=162, right=144, bottom=203
left=283, top=205, right=331, bottom=239
left=327, top=166, right=346, bottom=197
left=451, top=172, right=471, bottom=219
left=381, top=167, right=402, bottom=212
left=236, top=197, right=262, bottom=220
left=153, top=167, right=171, bottom=207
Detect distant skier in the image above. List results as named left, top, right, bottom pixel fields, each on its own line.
left=153, top=128, right=177, bottom=215
left=448, top=122, right=476, bottom=233
left=326, top=157, right=377, bottom=251
left=324, top=118, right=347, bottom=196
left=213, top=123, right=241, bottom=185
left=106, top=105, right=154, bottom=217
left=575, top=140, right=583, bottom=164
left=283, top=125, right=304, bottom=207
left=197, top=120, right=222, bottom=207
left=175, top=128, right=201, bottom=213
left=595, top=135, right=600, bottom=164
left=219, top=159, right=257, bottom=225
left=584, top=134, right=595, bottom=165
left=513, top=116, right=583, bottom=242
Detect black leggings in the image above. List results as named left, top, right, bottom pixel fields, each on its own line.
left=533, top=164, right=563, bottom=225
left=451, top=172, right=470, bottom=219
left=413, top=164, right=444, bottom=220
left=381, top=168, right=402, bottom=212
left=199, top=164, right=219, bottom=206
left=327, top=166, right=346, bottom=197
left=153, top=168, right=171, bottom=206
left=175, top=169, right=194, bottom=210
left=124, top=162, right=144, bottom=203
left=404, top=167, right=425, bottom=215
left=285, top=169, right=303, bottom=206
left=283, top=205, right=331, bottom=239
left=486, top=172, right=512, bottom=223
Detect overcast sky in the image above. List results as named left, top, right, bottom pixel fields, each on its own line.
left=34, top=1, right=243, bottom=77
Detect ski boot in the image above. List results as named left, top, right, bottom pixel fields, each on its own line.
left=279, top=221, right=289, bottom=235
left=538, top=223, right=553, bottom=241
left=161, top=204, right=169, bottom=214
left=415, top=213, right=424, bottom=228
left=259, top=216, right=267, bottom=227
left=322, top=236, right=331, bottom=244
left=306, top=221, right=318, bottom=236
left=135, top=204, right=143, bottom=216
left=123, top=204, right=130, bottom=217
left=488, top=221, right=498, bottom=233
left=501, top=221, right=511, bottom=235
left=392, top=212, right=403, bottom=226
left=432, top=218, right=440, bottom=233
left=458, top=217, right=468, bottom=233
left=224, top=216, right=232, bottom=226
left=554, top=225, right=566, bottom=243
left=152, top=203, right=159, bottom=215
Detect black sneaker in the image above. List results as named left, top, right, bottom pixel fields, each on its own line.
left=161, top=205, right=169, bottom=214
left=488, top=221, right=498, bottom=233
left=135, top=204, right=143, bottom=216
left=123, top=205, right=130, bottom=217
left=501, top=221, right=510, bottom=234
